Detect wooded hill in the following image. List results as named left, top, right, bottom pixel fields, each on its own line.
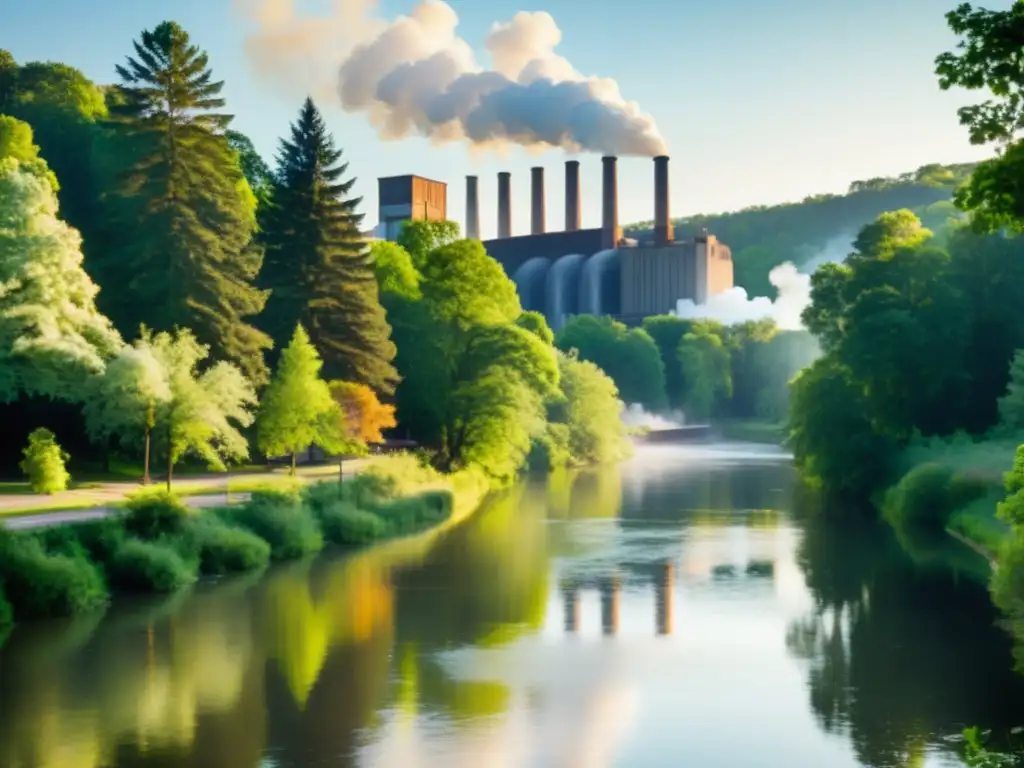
left=625, top=163, right=978, bottom=297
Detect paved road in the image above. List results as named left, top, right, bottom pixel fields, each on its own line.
left=2, top=493, right=255, bottom=531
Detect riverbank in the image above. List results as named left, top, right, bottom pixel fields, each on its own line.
left=0, top=454, right=491, bottom=630
left=880, top=435, right=1020, bottom=564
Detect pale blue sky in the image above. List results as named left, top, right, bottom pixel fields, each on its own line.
left=4, top=0, right=1001, bottom=238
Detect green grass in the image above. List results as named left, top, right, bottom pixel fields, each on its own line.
left=885, top=433, right=1022, bottom=562
left=948, top=487, right=1011, bottom=557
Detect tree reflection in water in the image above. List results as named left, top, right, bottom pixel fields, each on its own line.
left=7, top=456, right=1024, bottom=767
left=788, top=495, right=1024, bottom=767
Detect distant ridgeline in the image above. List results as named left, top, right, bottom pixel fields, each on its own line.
left=624, top=163, right=977, bottom=298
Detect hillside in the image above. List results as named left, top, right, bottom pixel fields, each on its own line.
left=624, top=163, right=977, bottom=298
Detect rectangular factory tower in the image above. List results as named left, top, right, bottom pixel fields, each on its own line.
left=619, top=234, right=733, bottom=317
left=377, top=175, right=448, bottom=242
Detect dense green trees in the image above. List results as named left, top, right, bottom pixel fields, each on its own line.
left=787, top=207, right=1024, bottom=496
left=0, top=125, right=121, bottom=404
left=99, top=22, right=270, bottom=383
left=787, top=2, right=1024, bottom=499
left=258, top=98, right=397, bottom=393
left=556, top=315, right=667, bottom=411
left=378, top=232, right=562, bottom=480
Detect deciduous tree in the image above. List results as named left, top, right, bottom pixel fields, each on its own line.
left=556, top=315, right=667, bottom=411
left=0, top=133, right=122, bottom=404
left=83, top=340, right=171, bottom=484
left=257, top=325, right=348, bottom=474
left=329, top=381, right=396, bottom=444
left=148, top=328, right=257, bottom=489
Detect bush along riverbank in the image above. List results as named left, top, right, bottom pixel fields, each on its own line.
left=0, top=455, right=489, bottom=627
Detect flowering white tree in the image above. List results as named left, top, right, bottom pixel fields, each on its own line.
left=0, top=125, right=122, bottom=403
left=83, top=341, right=171, bottom=484
left=148, top=328, right=257, bottom=489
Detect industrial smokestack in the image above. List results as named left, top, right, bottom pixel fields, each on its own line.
left=654, top=155, right=673, bottom=246
left=497, top=171, right=511, bottom=239
left=531, top=167, right=545, bottom=235
left=601, top=156, right=620, bottom=249
left=465, top=175, right=480, bottom=240
left=565, top=160, right=580, bottom=232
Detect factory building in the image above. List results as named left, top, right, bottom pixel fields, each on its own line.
left=377, top=174, right=447, bottom=241
left=376, top=156, right=732, bottom=329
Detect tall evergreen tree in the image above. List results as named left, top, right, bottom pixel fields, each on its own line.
left=100, top=22, right=270, bottom=383
left=259, top=97, right=397, bottom=395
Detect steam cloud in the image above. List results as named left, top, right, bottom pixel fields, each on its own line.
left=621, top=403, right=684, bottom=430
left=672, top=232, right=856, bottom=330
left=240, top=0, right=667, bottom=156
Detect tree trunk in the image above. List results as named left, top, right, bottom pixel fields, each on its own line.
left=143, top=427, right=152, bottom=485
left=338, top=458, right=344, bottom=498
left=290, top=452, right=297, bottom=476
left=166, top=449, right=173, bottom=492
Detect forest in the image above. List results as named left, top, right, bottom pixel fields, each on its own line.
left=779, top=9, right=1024, bottom=761
left=0, top=21, right=643, bottom=624
left=0, top=22, right=640, bottom=487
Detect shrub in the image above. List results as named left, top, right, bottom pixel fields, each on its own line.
left=0, top=583, right=12, bottom=628
left=526, top=424, right=571, bottom=472
left=993, top=531, right=1024, bottom=616
left=373, top=490, right=452, bottom=535
left=191, top=519, right=271, bottom=575
left=317, top=501, right=390, bottom=546
left=303, top=480, right=352, bottom=516
left=884, top=462, right=994, bottom=537
left=124, top=492, right=196, bottom=539
left=224, top=490, right=324, bottom=560
left=19, top=427, right=70, bottom=494
left=108, top=538, right=196, bottom=593
left=0, top=535, right=108, bottom=619
left=883, top=463, right=958, bottom=533
left=31, top=518, right=126, bottom=567
left=359, top=453, right=444, bottom=498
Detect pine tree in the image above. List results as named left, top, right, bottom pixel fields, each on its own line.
left=101, top=21, right=270, bottom=383
left=260, top=97, right=398, bottom=395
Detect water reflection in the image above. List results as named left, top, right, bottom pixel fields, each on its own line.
left=1, top=444, right=1023, bottom=767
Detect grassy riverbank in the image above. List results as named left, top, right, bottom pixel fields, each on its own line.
left=0, top=455, right=489, bottom=629
left=881, top=435, right=1020, bottom=563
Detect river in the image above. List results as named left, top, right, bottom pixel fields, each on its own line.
left=2, top=442, right=1024, bottom=767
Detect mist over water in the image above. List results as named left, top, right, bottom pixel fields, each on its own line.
left=620, top=403, right=684, bottom=430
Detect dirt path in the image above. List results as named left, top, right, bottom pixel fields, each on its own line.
left=2, top=493, right=255, bottom=531
left=0, top=459, right=371, bottom=531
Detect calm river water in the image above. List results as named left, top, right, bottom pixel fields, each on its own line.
left=3, top=442, right=1024, bottom=767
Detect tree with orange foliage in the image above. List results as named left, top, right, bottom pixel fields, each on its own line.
left=329, top=380, right=397, bottom=447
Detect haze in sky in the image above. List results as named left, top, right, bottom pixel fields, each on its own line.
left=3, top=0, right=997, bottom=238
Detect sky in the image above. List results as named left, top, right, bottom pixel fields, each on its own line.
left=3, top=0, right=1004, bottom=240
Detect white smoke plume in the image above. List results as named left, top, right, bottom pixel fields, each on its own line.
left=621, top=403, right=684, bottom=430
left=239, top=0, right=667, bottom=157
left=672, top=232, right=856, bottom=330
